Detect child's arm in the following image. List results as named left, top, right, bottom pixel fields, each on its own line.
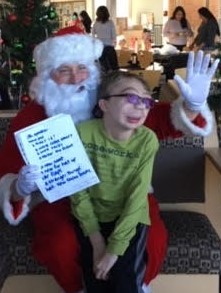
left=162, top=20, right=171, bottom=39
left=71, top=191, right=107, bottom=277
left=94, top=252, right=118, bottom=280
left=70, top=190, right=100, bottom=236
left=89, top=231, right=107, bottom=278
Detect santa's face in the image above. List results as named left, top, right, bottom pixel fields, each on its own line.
left=29, top=62, right=100, bottom=124
left=51, top=64, right=89, bottom=85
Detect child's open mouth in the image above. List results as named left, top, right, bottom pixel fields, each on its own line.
left=127, top=116, right=141, bottom=123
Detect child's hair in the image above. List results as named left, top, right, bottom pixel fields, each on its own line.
left=93, top=71, right=151, bottom=118
left=98, top=71, right=150, bottom=100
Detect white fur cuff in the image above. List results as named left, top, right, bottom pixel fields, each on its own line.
left=170, top=97, right=213, bottom=137
left=0, top=174, right=31, bottom=225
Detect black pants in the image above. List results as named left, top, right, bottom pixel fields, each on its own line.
left=99, top=46, right=119, bottom=72
left=75, top=220, right=148, bottom=293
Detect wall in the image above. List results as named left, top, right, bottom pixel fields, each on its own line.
left=168, top=0, right=220, bottom=34
left=130, top=0, right=163, bottom=25
left=86, top=0, right=164, bottom=24
left=86, top=0, right=220, bottom=29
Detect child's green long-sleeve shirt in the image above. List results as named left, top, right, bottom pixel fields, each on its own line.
left=71, top=119, right=159, bottom=256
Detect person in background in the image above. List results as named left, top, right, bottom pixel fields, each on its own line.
left=190, top=7, right=220, bottom=51
left=117, top=37, right=128, bottom=50
left=79, top=10, right=92, bottom=34
left=163, top=6, right=193, bottom=51
left=92, top=6, right=118, bottom=72
left=55, top=19, right=85, bottom=36
left=142, top=28, right=152, bottom=51
left=55, top=11, right=85, bottom=36
left=71, top=71, right=159, bottom=293
left=68, top=12, right=79, bottom=26
left=65, top=11, right=85, bottom=34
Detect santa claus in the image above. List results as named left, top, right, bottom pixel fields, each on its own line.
left=0, top=29, right=218, bottom=293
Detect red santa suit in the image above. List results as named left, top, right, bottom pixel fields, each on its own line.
left=0, top=97, right=213, bottom=292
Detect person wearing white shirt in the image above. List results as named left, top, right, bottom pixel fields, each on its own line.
left=163, top=6, right=193, bottom=51
left=92, top=6, right=118, bottom=71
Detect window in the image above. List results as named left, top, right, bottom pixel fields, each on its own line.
left=116, top=0, right=129, bottom=17
left=94, top=0, right=107, bottom=11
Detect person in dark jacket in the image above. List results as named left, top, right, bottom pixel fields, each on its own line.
left=190, top=7, right=220, bottom=51
left=79, top=10, right=92, bottom=34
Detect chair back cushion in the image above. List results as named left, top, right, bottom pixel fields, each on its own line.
left=152, top=137, right=205, bottom=203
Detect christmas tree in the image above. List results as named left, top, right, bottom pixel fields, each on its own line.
left=0, top=0, right=59, bottom=109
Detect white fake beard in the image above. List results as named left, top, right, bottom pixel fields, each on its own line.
left=29, top=64, right=100, bottom=124
left=30, top=79, right=96, bottom=124
left=40, top=79, right=93, bottom=123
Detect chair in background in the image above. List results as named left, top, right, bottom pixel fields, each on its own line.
left=174, top=67, right=186, bottom=80
left=116, top=49, right=133, bottom=68
left=129, top=70, right=161, bottom=92
left=132, top=25, right=143, bottom=30
left=137, top=51, right=153, bottom=69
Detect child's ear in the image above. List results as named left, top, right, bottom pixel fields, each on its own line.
left=98, top=99, right=108, bottom=112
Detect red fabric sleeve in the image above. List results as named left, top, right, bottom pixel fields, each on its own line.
left=0, top=102, right=47, bottom=177
left=144, top=194, right=168, bottom=284
left=0, top=102, right=47, bottom=219
left=145, top=102, right=207, bottom=140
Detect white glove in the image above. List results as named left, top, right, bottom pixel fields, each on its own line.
left=16, top=165, right=41, bottom=197
left=174, top=50, right=219, bottom=111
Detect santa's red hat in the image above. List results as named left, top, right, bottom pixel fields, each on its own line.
left=33, top=33, right=103, bottom=75
left=55, top=20, right=85, bottom=36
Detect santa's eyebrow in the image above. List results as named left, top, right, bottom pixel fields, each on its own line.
left=57, top=65, right=71, bottom=70
left=57, top=64, right=87, bottom=71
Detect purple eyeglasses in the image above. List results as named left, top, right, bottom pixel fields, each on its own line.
left=103, top=93, right=155, bottom=109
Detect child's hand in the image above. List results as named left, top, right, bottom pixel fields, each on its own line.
left=89, top=231, right=106, bottom=273
left=95, top=252, right=118, bottom=280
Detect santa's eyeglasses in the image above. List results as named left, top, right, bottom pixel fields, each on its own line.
left=55, top=64, right=88, bottom=76
left=102, top=93, right=155, bottom=109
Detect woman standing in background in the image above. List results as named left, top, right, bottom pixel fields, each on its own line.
left=79, top=10, right=92, bottom=34
left=68, top=12, right=79, bottom=26
left=163, top=6, right=193, bottom=51
left=92, top=6, right=118, bottom=71
left=92, top=6, right=116, bottom=48
left=190, top=7, right=220, bottom=51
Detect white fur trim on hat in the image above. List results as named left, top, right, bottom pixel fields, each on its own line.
left=170, top=97, right=214, bottom=137
left=33, top=34, right=104, bottom=74
left=0, top=173, right=31, bottom=225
